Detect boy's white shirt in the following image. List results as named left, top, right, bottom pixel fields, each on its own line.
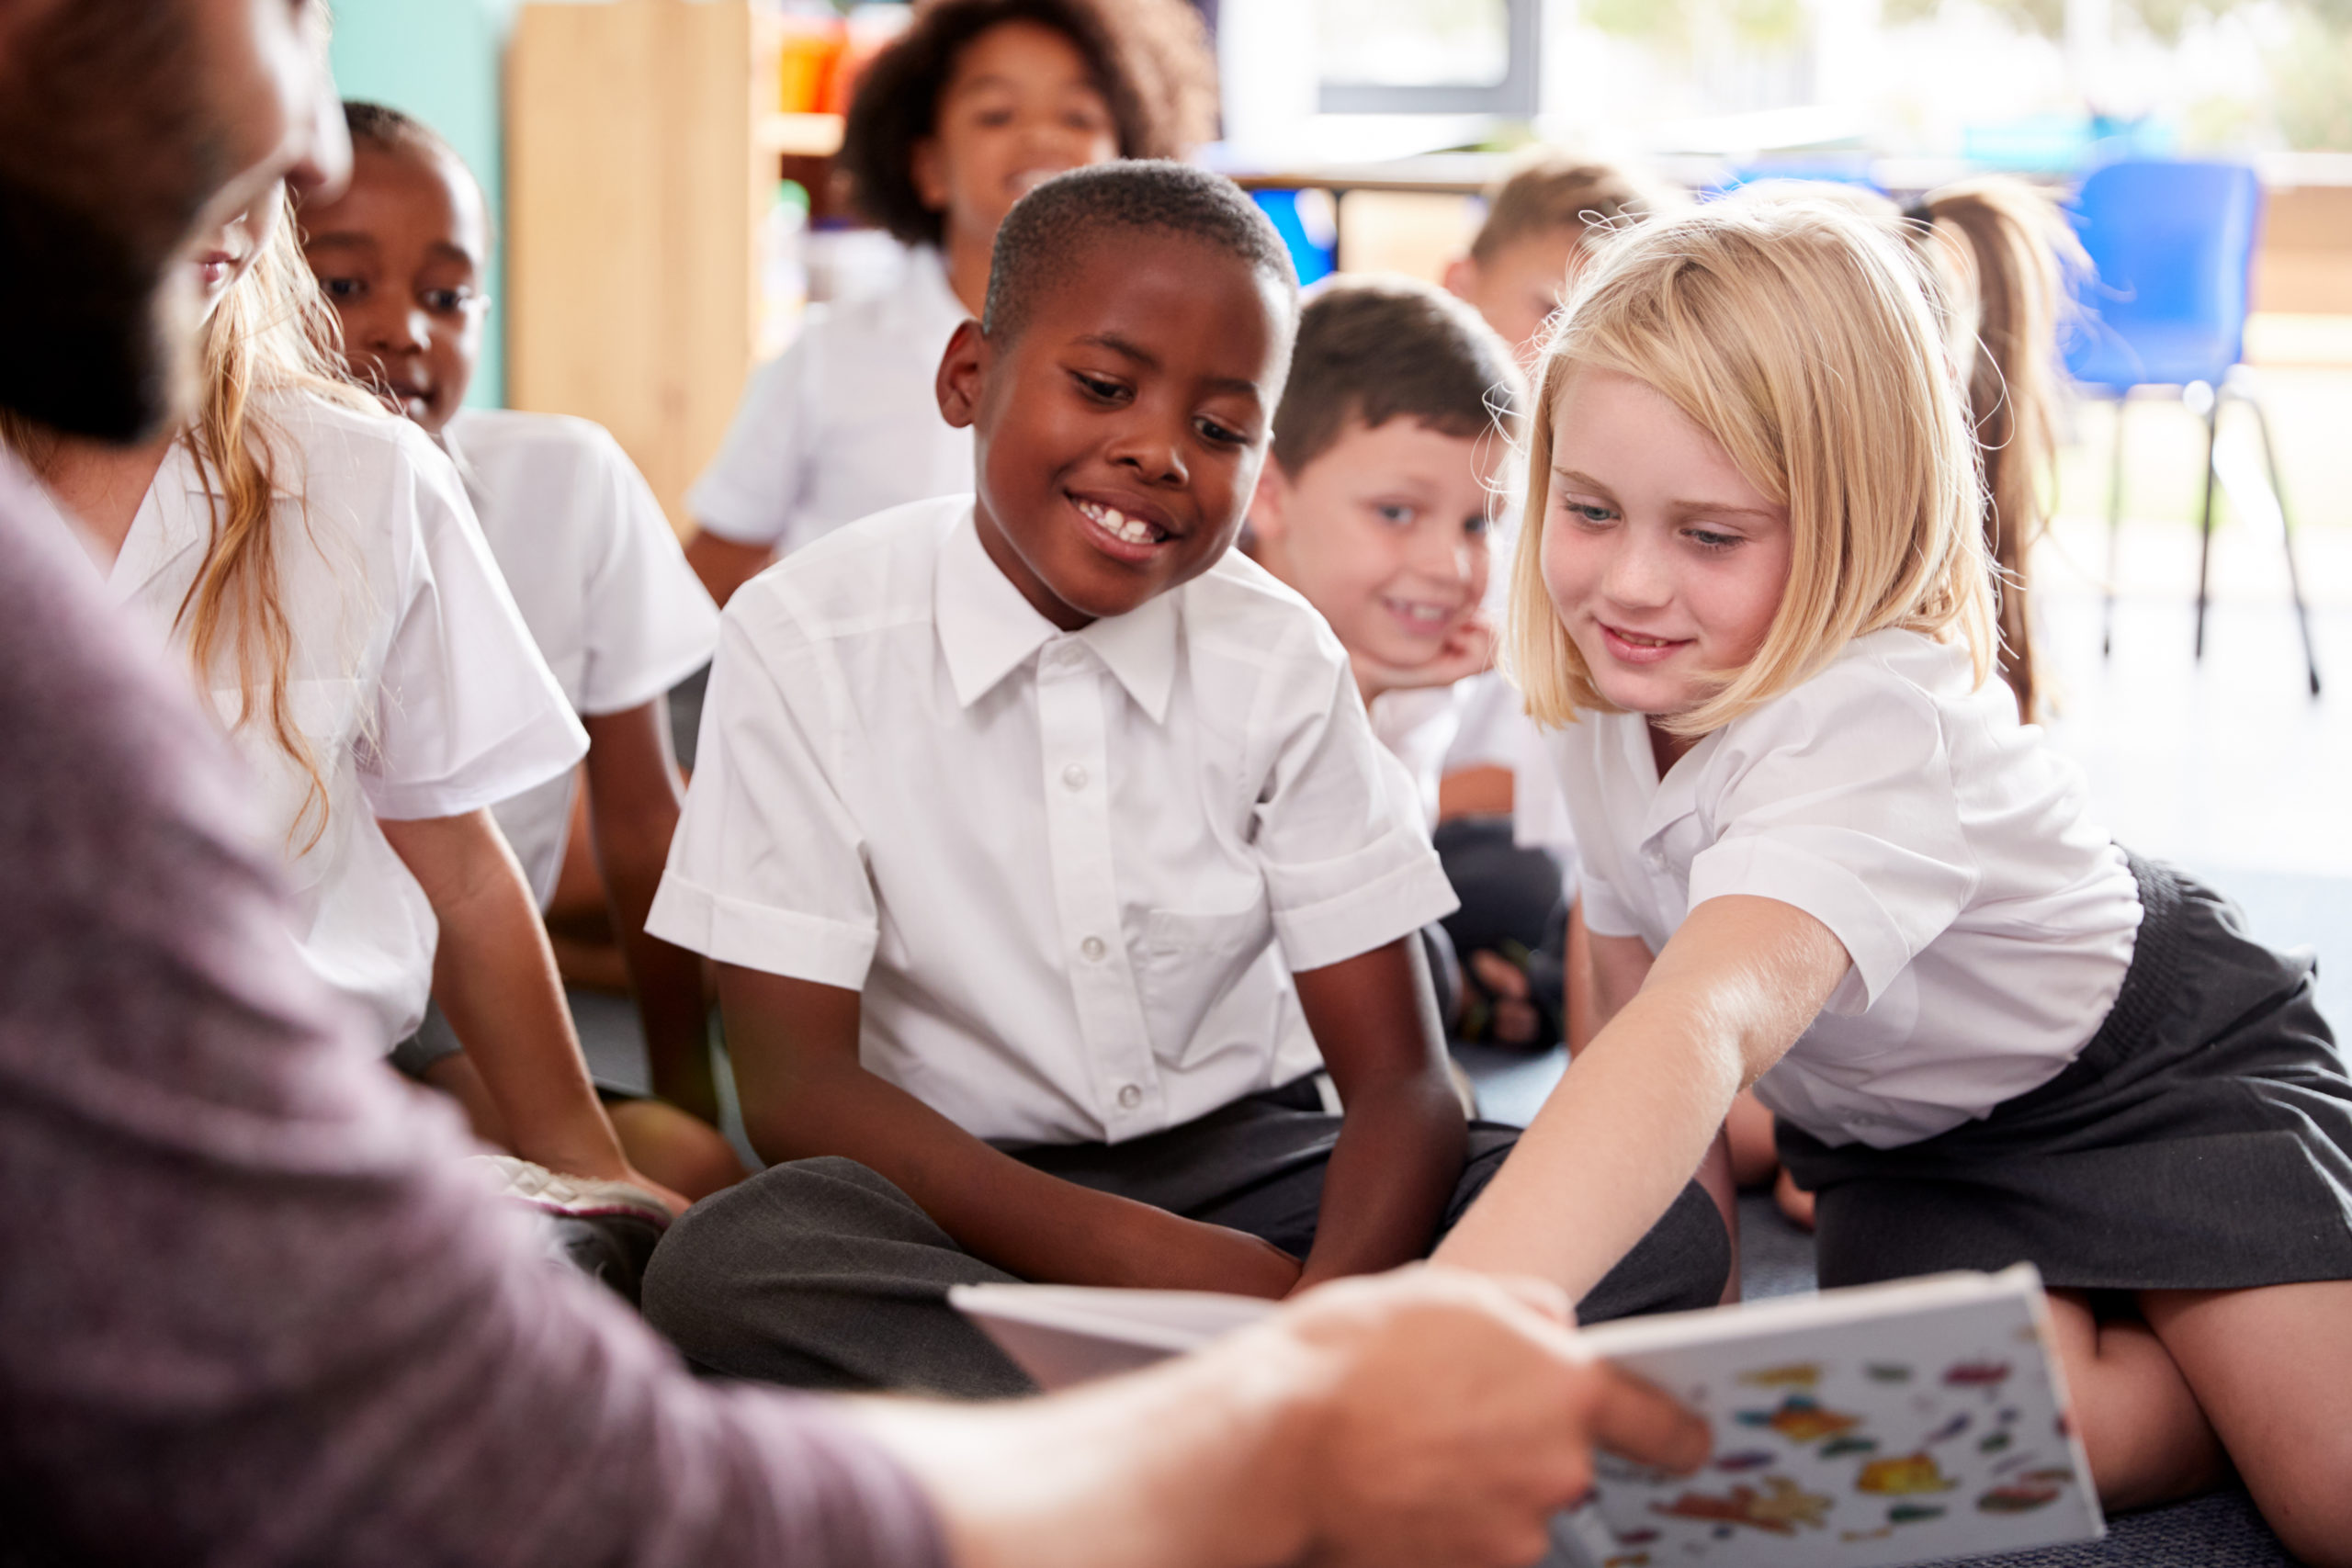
left=650, top=495, right=1458, bottom=1146
left=93, top=394, right=586, bottom=1047
left=1551, top=627, right=2142, bottom=1149
left=687, top=243, right=974, bottom=555
left=442, top=408, right=720, bottom=908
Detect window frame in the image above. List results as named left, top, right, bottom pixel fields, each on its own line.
left=1315, top=0, right=1540, bottom=116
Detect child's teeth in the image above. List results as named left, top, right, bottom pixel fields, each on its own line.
left=1082, top=500, right=1159, bottom=545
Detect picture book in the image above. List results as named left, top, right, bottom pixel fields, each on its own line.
left=949, top=1264, right=2102, bottom=1568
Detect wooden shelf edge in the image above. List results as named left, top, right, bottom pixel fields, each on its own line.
left=758, top=111, right=844, bottom=157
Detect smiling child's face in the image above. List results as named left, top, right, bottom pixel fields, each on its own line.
left=1541, top=367, right=1792, bottom=722
left=297, top=142, right=488, bottom=434
left=937, top=232, right=1291, bottom=630
left=1250, top=417, right=1501, bottom=673
left=914, top=20, right=1119, bottom=255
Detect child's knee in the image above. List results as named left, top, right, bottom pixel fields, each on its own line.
left=606, top=1099, right=745, bottom=1201
left=2253, top=1427, right=2352, bottom=1566
left=1577, top=1180, right=1730, bottom=1322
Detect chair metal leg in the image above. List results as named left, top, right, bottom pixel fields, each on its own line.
left=2237, top=380, right=2324, bottom=698
left=2103, top=391, right=2127, bottom=660
left=2193, top=383, right=2221, bottom=662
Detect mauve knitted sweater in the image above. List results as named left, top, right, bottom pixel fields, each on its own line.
left=0, top=454, right=948, bottom=1568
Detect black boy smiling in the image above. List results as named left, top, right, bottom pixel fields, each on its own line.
left=934, top=163, right=1296, bottom=631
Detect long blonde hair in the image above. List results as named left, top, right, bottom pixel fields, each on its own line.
left=177, top=188, right=381, bottom=848
left=1506, top=187, right=1996, bottom=738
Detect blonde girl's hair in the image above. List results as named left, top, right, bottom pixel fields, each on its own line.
left=1506, top=186, right=1996, bottom=738
left=176, top=188, right=379, bottom=848
left=1900, top=178, right=2084, bottom=722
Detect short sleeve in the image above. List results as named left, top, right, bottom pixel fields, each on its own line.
left=361, top=440, right=586, bottom=821
left=1251, top=631, right=1459, bottom=972
left=1685, top=673, right=1976, bottom=1005
left=685, top=333, right=812, bottom=548
left=644, top=596, right=877, bottom=989
left=575, top=429, right=722, bottom=716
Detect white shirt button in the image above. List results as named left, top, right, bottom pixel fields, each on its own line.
left=1642, top=846, right=1667, bottom=869
left=1117, top=1083, right=1143, bottom=1110
left=1080, top=935, right=1107, bottom=963
left=1062, top=762, right=1089, bottom=791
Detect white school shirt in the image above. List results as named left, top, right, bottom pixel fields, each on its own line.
left=650, top=495, right=1459, bottom=1146
left=1369, top=685, right=1462, bottom=829
left=1374, top=675, right=1581, bottom=894
left=1552, top=628, right=2142, bottom=1150
left=686, top=244, right=975, bottom=555
left=443, top=409, right=721, bottom=908
left=90, top=395, right=587, bottom=1048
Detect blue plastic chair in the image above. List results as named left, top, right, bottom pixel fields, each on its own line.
left=2065, top=159, right=2320, bottom=695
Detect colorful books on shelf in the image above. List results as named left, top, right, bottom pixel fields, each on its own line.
left=950, top=1263, right=2102, bottom=1568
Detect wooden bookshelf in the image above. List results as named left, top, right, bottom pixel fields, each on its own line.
left=508, top=0, right=791, bottom=535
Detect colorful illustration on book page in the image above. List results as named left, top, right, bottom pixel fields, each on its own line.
left=1573, top=1287, right=2101, bottom=1567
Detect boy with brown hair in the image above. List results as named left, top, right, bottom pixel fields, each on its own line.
left=1445, top=152, right=1678, bottom=363
left=641, top=164, right=1728, bottom=1396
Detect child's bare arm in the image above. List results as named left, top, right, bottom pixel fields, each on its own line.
left=580, top=699, right=717, bottom=1122
left=718, top=963, right=1303, bottom=1296
left=1288, top=937, right=1468, bottom=1292
left=1434, top=896, right=1849, bottom=1298
left=379, top=810, right=681, bottom=1207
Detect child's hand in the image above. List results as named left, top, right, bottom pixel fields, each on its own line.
left=1350, top=615, right=1497, bottom=703
left=1114, top=1209, right=1302, bottom=1299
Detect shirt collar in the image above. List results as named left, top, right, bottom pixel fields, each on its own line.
left=934, top=507, right=1179, bottom=723
left=1619, top=709, right=1721, bottom=850
left=106, top=440, right=212, bottom=599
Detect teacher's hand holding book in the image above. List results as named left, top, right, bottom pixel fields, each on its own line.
left=844, top=1265, right=1709, bottom=1568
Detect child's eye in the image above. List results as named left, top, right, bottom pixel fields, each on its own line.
left=1684, top=526, right=1742, bottom=552
left=422, top=287, right=475, bottom=316
left=974, top=106, right=1015, bottom=129
left=319, top=276, right=366, bottom=302
left=1193, top=416, right=1248, bottom=447
left=1374, top=503, right=1416, bottom=526
left=1463, top=513, right=1491, bottom=537
left=1562, top=500, right=1615, bottom=526
left=1070, top=370, right=1127, bottom=403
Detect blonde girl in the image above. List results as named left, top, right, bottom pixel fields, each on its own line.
left=1724, top=175, right=2086, bottom=1219
left=1435, top=189, right=2352, bottom=1561
left=12, top=190, right=686, bottom=1212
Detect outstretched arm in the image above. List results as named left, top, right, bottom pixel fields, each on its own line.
left=720, top=964, right=1302, bottom=1297
left=1434, top=895, right=1849, bottom=1298
left=1289, top=936, right=1468, bottom=1291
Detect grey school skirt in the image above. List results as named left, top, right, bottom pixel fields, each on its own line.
left=1778, top=852, right=2352, bottom=1293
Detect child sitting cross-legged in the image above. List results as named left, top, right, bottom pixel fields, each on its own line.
left=1434, top=188, right=2352, bottom=1562
left=295, top=102, right=742, bottom=1200
left=639, top=163, right=1731, bottom=1398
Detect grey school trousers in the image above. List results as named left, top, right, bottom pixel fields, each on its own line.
left=641, top=1077, right=1731, bottom=1399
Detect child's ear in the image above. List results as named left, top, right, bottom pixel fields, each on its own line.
left=1442, top=254, right=1479, bottom=303
left=1247, top=456, right=1293, bottom=544
left=935, top=318, right=989, bottom=430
